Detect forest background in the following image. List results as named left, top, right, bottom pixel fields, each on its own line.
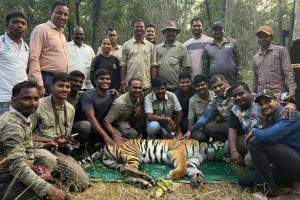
left=0, top=0, right=294, bottom=81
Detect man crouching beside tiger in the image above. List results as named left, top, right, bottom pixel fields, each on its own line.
left=144, top=78, right=183, bottom=139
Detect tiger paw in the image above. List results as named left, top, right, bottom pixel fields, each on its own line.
left=124, top=176, right=154, bottom=189
left=168, top=169, right=184, bottom=181
left=190, top=173, right=205, bottom=189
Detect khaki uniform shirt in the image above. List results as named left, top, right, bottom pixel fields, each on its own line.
left=121, top=38, right=157, bottom=89
left=188, top=91, right=214, bottom=121
left=31, top=95, right=75, bottom=138
left=0, top=108, right=53, bottom=196
left=156, top=41, right=192, bottom=90
left=104, top=92, right=136, bottom=125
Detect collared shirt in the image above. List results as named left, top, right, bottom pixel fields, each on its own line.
left=0, top=108, right=54, bottom=196
left=31, top=95, right=75, bottom=138
left=188, top=91, right=214, bottom=121
left=252, top=44, right=296, bottom=96
left=156, top=41, right=192, bottom=90
left=0, top=33, right=28, bottom=102
left=104, top=92, right=136, bottom=123
left=29, top=20, right=69, bottom=86
left=144, top=91, right=182, bottom=117
left=202, top=37, right=242, bottom=85
left=97, top=44, right=123, bottom=61
left=184, top=34, right=213, bottom=78
left=68, top=41, right=95, bottom=89
left=121, top=38, right=157, bottom=89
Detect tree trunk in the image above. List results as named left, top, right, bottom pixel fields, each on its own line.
left=91, top=0, right=102, bottom=50
left=75, top=0, right=81, bottom=26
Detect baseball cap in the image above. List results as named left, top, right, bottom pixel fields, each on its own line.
left=254, top=89, right=275, bottom=103
left=212, top=21, right=224, bottom=30
left=256, top=26, right=273, bottom=36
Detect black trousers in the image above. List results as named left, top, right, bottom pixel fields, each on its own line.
left=240, top=137, right=300, bottom=197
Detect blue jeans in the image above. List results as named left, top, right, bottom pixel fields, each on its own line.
left=146, top=121, right=169, bottom=139
left=0, top=102, right=10, bottom=116
left=42, top=71, right=55, bottom=96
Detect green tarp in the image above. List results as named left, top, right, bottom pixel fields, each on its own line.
left=85, top=161, right=241, bottom=184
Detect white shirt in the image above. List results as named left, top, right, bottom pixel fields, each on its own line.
left=67, top=41, right=95, bottom=89
left=0, top=33, right=29, bottom=102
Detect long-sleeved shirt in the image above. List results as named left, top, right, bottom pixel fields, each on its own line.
left=0, top=108, right=53, bottom=196
left=29, top=20, right=69, bottom=87
left=253, top=106, right=300, bottom=156
left=252, top=44, right=297, bottom=96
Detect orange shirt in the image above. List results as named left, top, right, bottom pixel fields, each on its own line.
left=28, top=20, right=68, bottom=86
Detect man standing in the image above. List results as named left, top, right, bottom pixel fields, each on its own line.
left=145, top=24, right=156, bottom=44
left=0, top=81, right=70, bottom=200
left=104, top=78, right=144, bottom=141
left=184, top=17, right=213, bottom=79
left=31, top=73, right=89, bottom=191
left=0, top=11, right=29, bottom=115
left=29, top=0, right=70, bottom=97
left=120, top=19, right=157, bottom=92
left=202, top=21, right=242, bottom=85
left=145, top=78, right=183, bottom=139
left=252, top=26, right=296, bottom=101
left=156, top=21, right=192, bottom=92
left=68, top=26, right=95, bottom=89
left=97, top=27, right=123, bottom=61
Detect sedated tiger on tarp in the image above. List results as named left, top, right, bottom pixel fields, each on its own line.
left=102, top=138, right=208, bottom=189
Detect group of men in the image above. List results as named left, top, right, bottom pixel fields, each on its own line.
left=0, top=0, right=299, bottom=199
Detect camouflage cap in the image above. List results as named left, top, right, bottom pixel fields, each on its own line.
left=254, top=89, right=275, bottom=103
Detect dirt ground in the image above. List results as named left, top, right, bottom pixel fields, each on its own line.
left=69, top=182, right=300, bottom=200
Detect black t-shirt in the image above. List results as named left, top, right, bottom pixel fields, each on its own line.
left=228, top=110, right=242, bottom=130
left=90, top=54, right=120, bottom=89
left=75, top=89, right=114, bottom=122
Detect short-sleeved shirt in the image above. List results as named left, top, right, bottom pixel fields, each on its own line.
left=229, top=95, right=262, bottom=134
left=184, top=35, right=213, bottom=78
left=104, top=92, right=136, bottom=124
left=188, top=91, right=214, bottom=121
left=121, top=38, right=157, bottom=89
left=31, top=95, right=75, bottom=138
left=90, top=54, right=120, bottom=89
left=156, top=41, right=192, bottom=90
left=252, top=44, right=296, bottom=96
left=0, top=33, right=29, bottom=102
left=202, top=38, right=242, bottom=85
left=208, top=94, right=235, bottom=122
left=144, top=91, right=182, bottom=118
left=68, top=41, right=95, bottom=89
left=175, top=88, right=194, bottom=119
left=77, top=89, right=114, bottom=122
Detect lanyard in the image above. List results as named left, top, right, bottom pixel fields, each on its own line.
left=51, top=97, right=68, bottom=136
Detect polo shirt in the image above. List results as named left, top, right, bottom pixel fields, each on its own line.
left=0, top=33, right=28, bottom=102
left=156, top=41, right=191, bottom=90
left=121, top=38, right=157, bottom=89
left=202, top=38, right=242, bottom=85
left=184, top=35, right=213, bottom=78
left=68, top=41, right=95, bottom=89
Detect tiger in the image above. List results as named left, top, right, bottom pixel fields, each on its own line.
left=102, top=138, right=208, bottom=189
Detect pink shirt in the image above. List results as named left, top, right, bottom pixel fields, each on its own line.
left=28, top=20, right=68, bottom=86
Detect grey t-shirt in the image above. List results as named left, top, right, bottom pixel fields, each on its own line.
left=79, top=89, right=114, bottom=122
